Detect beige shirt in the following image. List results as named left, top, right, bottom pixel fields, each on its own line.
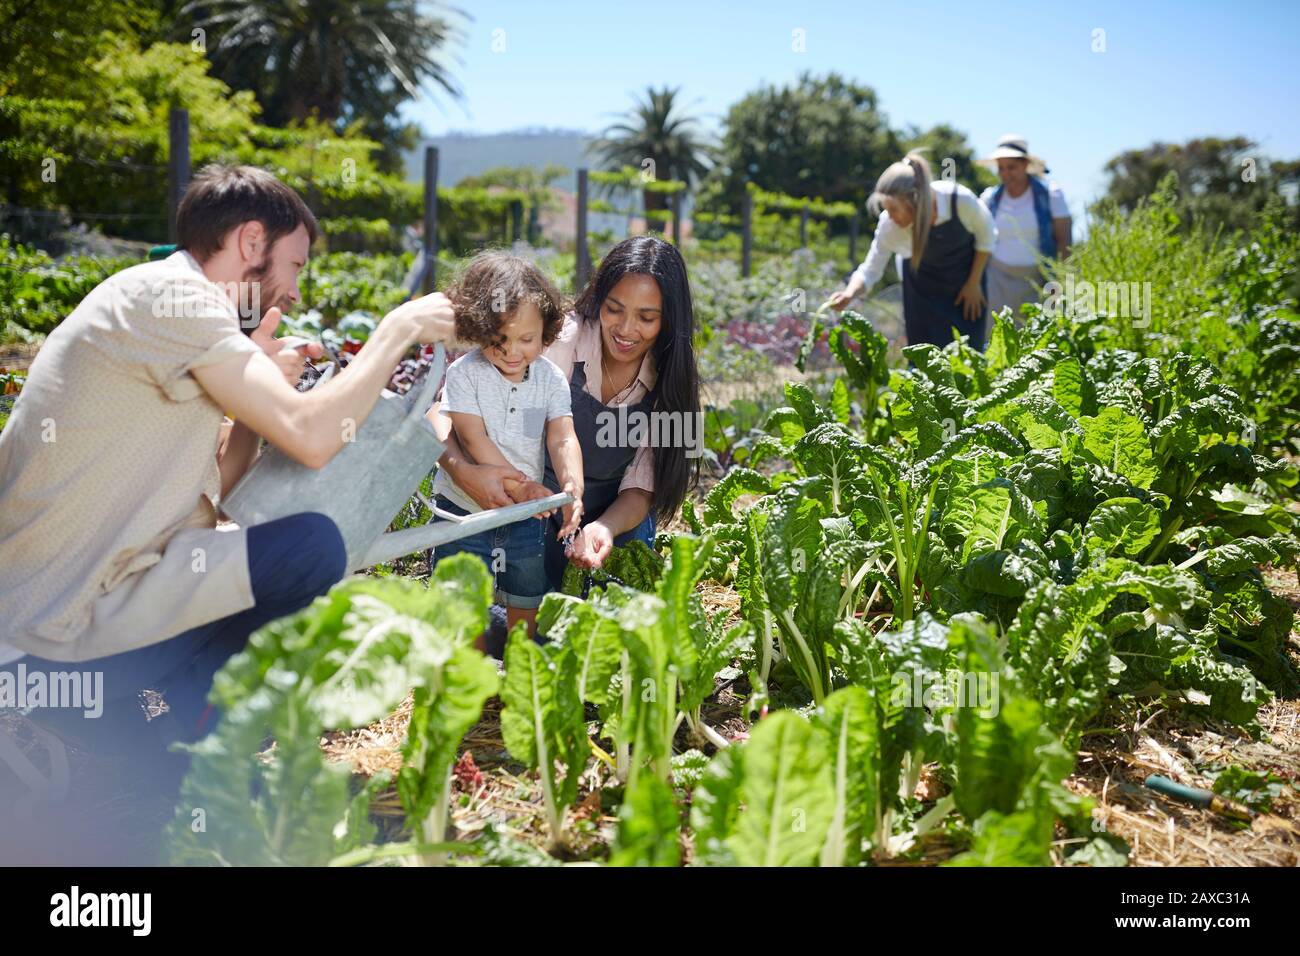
left=544, top=315, right=656, bottom=495
left=0, top=251, right=261, bottom=662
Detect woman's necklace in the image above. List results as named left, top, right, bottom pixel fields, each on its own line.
left=601, top=351, right=637, bottom=404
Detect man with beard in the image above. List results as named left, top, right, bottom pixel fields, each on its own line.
left=0, top=165, right=456, bottom=830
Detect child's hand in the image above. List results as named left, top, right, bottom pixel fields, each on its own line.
left=567, top=520, right=612, bottom=568
left=557, top=481, right=584, bottom=539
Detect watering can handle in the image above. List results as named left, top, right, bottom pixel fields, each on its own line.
left=406, top=343, right=447, bottom=419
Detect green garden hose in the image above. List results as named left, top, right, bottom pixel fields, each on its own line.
left=1143, top=775, right=1252, bottom=821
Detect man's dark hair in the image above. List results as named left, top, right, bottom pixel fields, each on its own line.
left=176, top=164, right=318, bottom=261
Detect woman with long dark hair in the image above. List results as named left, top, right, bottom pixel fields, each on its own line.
left=432, top=235, right=701, bottom=588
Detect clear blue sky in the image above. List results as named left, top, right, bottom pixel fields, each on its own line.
left=399, top=0, right=1300, bottom=221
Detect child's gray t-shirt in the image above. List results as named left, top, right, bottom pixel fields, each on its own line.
left=432, top=349, right=573, bottom=513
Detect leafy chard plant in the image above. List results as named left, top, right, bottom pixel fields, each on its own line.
left=169, top=559, right=498, bottom=866
left=498, top=626, right=587, bottom=851
left=542, top=535, right=752, bottom=787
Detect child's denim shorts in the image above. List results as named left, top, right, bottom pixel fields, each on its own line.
left=431, top=496, right=549, bottom=609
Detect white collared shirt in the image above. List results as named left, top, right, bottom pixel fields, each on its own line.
left=851, top=180, right=997, bottom=294
left=979, top=180, right=1069, bottom=267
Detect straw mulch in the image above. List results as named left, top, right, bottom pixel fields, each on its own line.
left=1063, top=696, right=1299, bottom=866
left=1060, top=562, right=1300, bottom=867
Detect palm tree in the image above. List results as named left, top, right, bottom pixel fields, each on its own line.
left=594, top=87, right=713, bottom=229
left=180, top=0, right=464, bottom=133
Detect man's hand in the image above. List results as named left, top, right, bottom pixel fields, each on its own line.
left=194, top=291, right=455, bottom=471
left=454, top=462, right=528, bottom=510
left=386, top=292, right=456, bottom=345
left=249, top=307, right=324, bottom=387
left=505, top=478, right=561, bottom=519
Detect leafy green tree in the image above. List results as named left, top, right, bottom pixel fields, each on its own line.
left=0, top=0, right=151, bottom=99
left=0, top=1, right=150, bottom=210
left=175, top=0, right=466, bottom=169
left=594, top=86, right=713, bottom=224
left=1, top=39, right=259, bottom=241
left=703, top=71, right=901, bottom=216
left=901, top=123, right=997, bottom=193
left=457, top=164, right=568, bottom=243
left=1102, top=136, right=1300, bottom=235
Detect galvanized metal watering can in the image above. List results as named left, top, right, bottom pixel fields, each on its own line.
left=221, top=344, right=571, bottom=572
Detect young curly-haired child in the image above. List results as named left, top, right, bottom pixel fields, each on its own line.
left=431, top=251, right=583, bottom=638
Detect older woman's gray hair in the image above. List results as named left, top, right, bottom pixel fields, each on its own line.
left=868, top=152, right=934, bottom=270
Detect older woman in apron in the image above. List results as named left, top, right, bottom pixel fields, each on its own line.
left=432, top=235, right=702, bottom=595
left=828, top=153, right=997, bottom=349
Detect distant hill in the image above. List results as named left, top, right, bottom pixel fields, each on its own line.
left=403, top=129, right=597, bottom=188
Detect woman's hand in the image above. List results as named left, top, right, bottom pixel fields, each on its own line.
left=567, top=520, right=614, bottom=569
left=825, top=288, right=855, bottom=312
left=954, top=280, right=986, bottom=324
left=455, top=461, right=529, bottom=510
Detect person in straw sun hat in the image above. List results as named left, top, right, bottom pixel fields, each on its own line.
left=978, top=134, right=1072, bottom=322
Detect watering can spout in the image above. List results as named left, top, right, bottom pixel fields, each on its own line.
left=360, top=491, right=572, bottom=569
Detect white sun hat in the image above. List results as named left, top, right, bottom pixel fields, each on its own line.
left=982, top=134, right=1049, bottom=175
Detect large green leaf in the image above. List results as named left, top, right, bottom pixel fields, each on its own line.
left=789, top=423, right=871, bottom=512
left=499, top=628, right=587, bottom=836
left=610, top=774, right=682, bottom=866
left=944, top=809, right=1054, bottom=867
left=728, top=712, right=834, bottom=867
left=1083, top=497, right=1162, bottom=556
left=172, top=569, right=497, bottom=866
left=814, top=687, right=879, bottom=866
left=783, top=380, right=834, bottom=431
left=703, top=467, right=772, bottom=525
left=1052, top=356, right=1089, bottom=418
left=688, top=747, right=743, bottom=867
left=538, top=594, right=623, bottom=707
left=829, top=312, right=890, bottom=392
left=942, top=478, right=1043, bottom=563
left=397, top=645, right=499, bottom=829
left=891, top=374, right=950, bottom=457
left=1208, top=572, right=1297, bottom=694
left=1076, top=407, right=1158, bottom=489
left=1115, top=624, right=1266, bottom=726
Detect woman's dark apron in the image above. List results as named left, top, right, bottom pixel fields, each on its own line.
left=901, top=186, right=988, bottom=350
left=541, top=360, right=657, bottom=587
